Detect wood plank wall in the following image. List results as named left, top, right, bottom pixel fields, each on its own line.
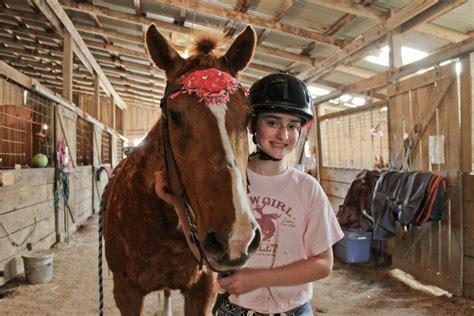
left=0, top=70, right=126, bottom=284
left=0, top=169, right=56, bottom=284
left=318, top=57, right=472, bottom=298
left=384, top=60, right=469, bottom=296
left=320, top=167, right=360, bottom=213
left=463, top=174, right=474, bottom=298
left=124, top=105, right=160, bottom=141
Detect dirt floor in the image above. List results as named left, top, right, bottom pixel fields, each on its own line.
left=1, top=215, right=474, bottom=316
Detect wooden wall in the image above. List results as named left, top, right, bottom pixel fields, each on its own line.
left=385, top=60, right=469, bottom=296
left=124, top=104, right=160, bottom=142
left=318, top=56, right=473, bottom=298
left=319, top=167, right=359, bottom=213
left=0, top=68, right=126, bottom=285
left=463, top=174, right=474, bottom=299
left=0, top=169, right=56, bottom=285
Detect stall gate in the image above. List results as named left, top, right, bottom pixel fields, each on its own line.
left=385, top=58, right=471, bottom=296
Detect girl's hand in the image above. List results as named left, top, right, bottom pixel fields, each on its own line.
left=154, top=170, right=181, bottom=208
left=217, top=268, right=261, bottom=295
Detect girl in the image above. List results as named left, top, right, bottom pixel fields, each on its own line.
left=156, top=73, right=343, bottom=315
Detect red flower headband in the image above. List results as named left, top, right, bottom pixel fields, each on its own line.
left=170, top=68, right=246, bottom=106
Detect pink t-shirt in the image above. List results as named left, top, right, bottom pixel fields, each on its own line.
left=230, top=167, right=344, bottom=313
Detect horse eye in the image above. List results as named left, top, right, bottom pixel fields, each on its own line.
left=169, top=111, right=181, bottom=124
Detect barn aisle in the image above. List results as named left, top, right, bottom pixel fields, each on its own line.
left=0, top=215, right=473, bottom=316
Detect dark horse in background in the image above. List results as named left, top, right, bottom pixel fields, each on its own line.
left=101, top=24, right=261, bottom=315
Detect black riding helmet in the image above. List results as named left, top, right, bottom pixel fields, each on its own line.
left=249, top=72, right=313, bottom=124
left=248, top=73, right=313, bottom=161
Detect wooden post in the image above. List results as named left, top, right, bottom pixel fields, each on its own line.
left=112, top=96, right=116, bottom=130
left=62, top=31, right=73, bottom=102
left=94, top=73, right=100, bottom=121
left=388, top=29, right=403, bottom=71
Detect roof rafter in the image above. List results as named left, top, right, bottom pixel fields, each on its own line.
left=61, top=2, right=373, bottom=80
left=298, top=0, right=439, bottom=83
left=32, top=0, right=127, bottom=109
left=116, top=0, right=343, bottom=48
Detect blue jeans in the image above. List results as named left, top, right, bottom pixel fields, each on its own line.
left=214, top=299, right=313, bottom=316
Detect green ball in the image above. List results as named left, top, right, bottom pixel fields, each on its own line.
left=32, top=154, right=48, bottom=168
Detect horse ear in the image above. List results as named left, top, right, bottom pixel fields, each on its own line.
left=145, top=24, right=183, bottom=72
left=222, top=25, right=256, bottom=74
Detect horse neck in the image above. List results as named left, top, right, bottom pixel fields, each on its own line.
left=129, top=119, right=165, bottom=192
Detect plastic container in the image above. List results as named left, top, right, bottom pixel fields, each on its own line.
left=22, top=250, right=55, bottom=284
left=334, top=230, right=372, bottom=263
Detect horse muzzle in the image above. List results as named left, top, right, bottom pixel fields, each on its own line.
left=203, top=226, right=261, bottom=271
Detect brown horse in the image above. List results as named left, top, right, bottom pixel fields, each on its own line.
left=101, top=24, right=261, bottom=315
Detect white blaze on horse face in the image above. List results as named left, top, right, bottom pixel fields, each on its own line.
left=208, top=103, right=257, bottom=260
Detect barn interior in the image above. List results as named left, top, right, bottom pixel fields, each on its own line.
left=0, top=0, right=473, bottom=313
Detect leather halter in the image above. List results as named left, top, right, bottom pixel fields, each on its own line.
left=160, top=83, right=233, bottom=275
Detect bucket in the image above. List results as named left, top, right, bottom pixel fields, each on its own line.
left=22, top=250, right=55, bottom=284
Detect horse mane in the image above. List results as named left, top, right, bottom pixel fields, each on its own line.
left=189, top=32, right=226, bottom=57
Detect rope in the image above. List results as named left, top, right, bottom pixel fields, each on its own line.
left=0, top=217, right=37, bottom=247
left=98, top=202, right=104, bottom=316
left=54, top=170, right=70, bottom=243
left=401, top=137, right=413, bottom=172
left=96, top=166, right=111, bottom=316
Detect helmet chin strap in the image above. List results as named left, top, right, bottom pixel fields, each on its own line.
left=251, top=134, right=282, bottom=161
left=256, top=146, right=281, bottom=161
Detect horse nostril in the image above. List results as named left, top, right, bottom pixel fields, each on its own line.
left=247, top=227, right=261, bottom=255
left=204, top=231, right=225, bottom=256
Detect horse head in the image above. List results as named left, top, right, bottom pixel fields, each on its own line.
left=145, top=24, right=261, bottom=272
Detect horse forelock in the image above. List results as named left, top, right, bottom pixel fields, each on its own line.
left=189, top=32, right=226, bottom=57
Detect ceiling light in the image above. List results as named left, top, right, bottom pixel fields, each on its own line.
left=307, top=86, right=329, bottom=97
left=351, top=96, right=365, bottom=106
left=339, top=94, right=352, bottom=102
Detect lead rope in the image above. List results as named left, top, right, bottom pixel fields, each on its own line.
left=96, top=166, right=110, bottom=316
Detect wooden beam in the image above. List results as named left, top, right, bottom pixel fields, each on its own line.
left=318, top=100, right=387, bottom=120
left=63, top=0, right=342, bottom=48
left=313, top=36, right=474, bottom=104
left=388, top=30, right=402, bottom=70
left=112, top=96, right=116, bottom=130
left=0, top=60, right=33, bottom=88
left=133, top=0, right=141, bottom=16
left=273, top=0, right=294, bottom=22
left=235, top=0, right=251, bottom=13
left=324, top=13, right=355, bottom=36
left=34, top=0, right=127, bottom=110
left=306, top=0, right=387, bottom=21
left=391, top=35, right=474, bottom=81
left=416, top=23, right=470, bottom=42
left=299, top=0, right=439, bottom=83
left=308, top=0, right=467, bottom=43
left=94, top=73, right=100, bottom=120
left=62, top=31, right=73, bottom=102
left=400, top=0, right=467, bottom=34
left=63, top=2, right=374, bottom=79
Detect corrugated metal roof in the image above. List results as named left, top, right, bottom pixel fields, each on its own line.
left=430, top=0, right=474, bottom=34
left=334, top=16, right=378, bottom=40
left=354, top=59, right=388, bottom=73
left=94, top=0, right=135, bottom=14
left=282, top=1, right=346, bottom=33
left=324, top=71, right=361, bottom=85
left=403, top=30, right=451, bottom=53
left=260, top=31, right=313, bottom=54
left=99, top=16, right=144, bottom=37
left=373, top=0, right=413, bottom=12
left=252, top=51, right=292, bottom=69
left=310, top=43, right=340, bottom=60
